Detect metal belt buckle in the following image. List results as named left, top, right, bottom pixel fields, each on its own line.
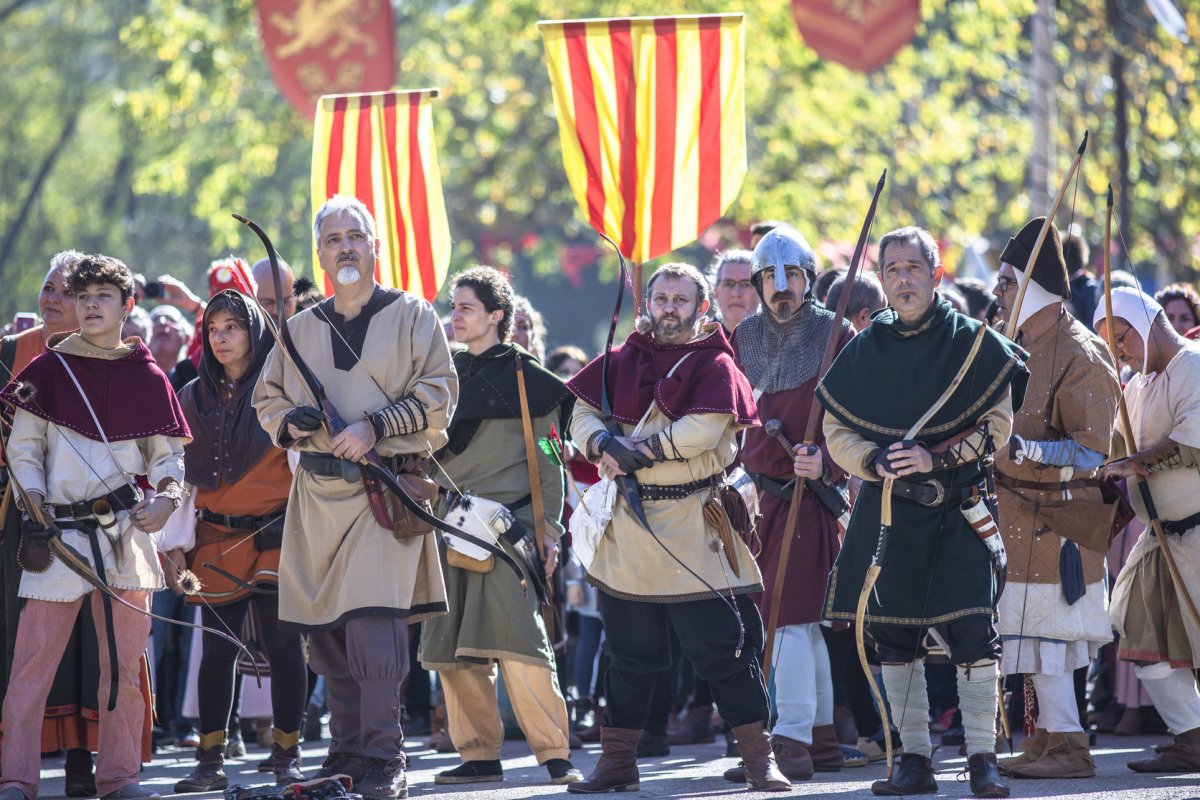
left=920, top=479, right=946, bottom=507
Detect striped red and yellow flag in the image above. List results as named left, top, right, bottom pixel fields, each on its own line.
left=539, top=14, right=746, bottom=263
left=311, top=89, right=450, bottom=301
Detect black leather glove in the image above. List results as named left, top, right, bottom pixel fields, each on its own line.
left=869, top=439, right=920, bottom=477
left=601, top=435, right=654, bottom=474
left=286, top=406, right=324, bottom=433
left=20, top=516, right=52, bottom=545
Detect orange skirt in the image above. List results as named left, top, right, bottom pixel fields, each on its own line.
left=185, top=522, right=280, bottom=606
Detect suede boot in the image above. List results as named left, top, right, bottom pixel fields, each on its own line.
left=1003, top=731, right=1093, bottom=779
left=64, top=748, right=97, bottom=798
left=809, top=724, right=845, bottom=771
left=174, top=734, right=228, bottom=793
left=998, top=728, right=1047, bottom=774
left=567, top=727, right=642, bottom=793
left=1128, top=726, right=1200, bottom=772
left=967, top=753, right=1011, bottom=797
left=272, top=729, right=306, bottom=785
left=730, top=721, right=791, bottom=791
left=668, top=705, right=716, bottom=744
left=870, top=753, right=937, bottom=796
left=770, top=735, right=814, bottom=781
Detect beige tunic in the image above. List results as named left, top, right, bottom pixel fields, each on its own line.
left=994, top=311, right=1120, bottom=675
left=7, top=336, right=186, bottom=601
left=1110, top=345, right=1200, bottom=665
left=253, top=290, right=456, bottom=630
left=570, top=403, right=762, bottom=602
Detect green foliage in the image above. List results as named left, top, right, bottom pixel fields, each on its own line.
left=0, top=0, right=1196, bottom=338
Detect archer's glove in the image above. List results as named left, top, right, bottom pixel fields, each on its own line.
left=602, top=436, right=654, bottom=474
left=286, top=406, right=324, bottom=433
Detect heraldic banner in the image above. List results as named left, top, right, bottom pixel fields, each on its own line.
left=539, top=14, right=747, bottom=264
left=311, top=90, right=451, bottom=302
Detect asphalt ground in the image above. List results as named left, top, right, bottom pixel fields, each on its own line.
left=28, top=732, right=1200, bottom=800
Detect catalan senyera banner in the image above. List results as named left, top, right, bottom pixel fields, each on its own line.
left=539, top=14, right=747, bottom=263
left=311, top=90, right=450, bottom=301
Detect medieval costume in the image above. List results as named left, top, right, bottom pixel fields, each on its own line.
left=173, top=291, right=307, bottom=791
left=817, top=293, right=1027, bottom=794
left=253, top=286, right=455, bottom=794
left=0, top=327, right=155, bottom=794
left=991, top=219, right=1120, bottom=779
left=732, top=225, right=855, bottom=779
left=1098, top=287, right=1200, bottom=772
left=0, top=332, right=189, bottom=800
left=418, top=342, right=579, bottom=785
left=566, top=320, right=791, bottom=792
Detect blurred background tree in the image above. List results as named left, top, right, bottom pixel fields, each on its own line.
left=0, top=0, right=1195, bottom=352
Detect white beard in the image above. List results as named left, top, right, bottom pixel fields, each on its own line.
left=335, top=266, right=362, bottom=286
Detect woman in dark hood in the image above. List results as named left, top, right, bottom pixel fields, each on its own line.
left=174, top=290, right=307, bottom=791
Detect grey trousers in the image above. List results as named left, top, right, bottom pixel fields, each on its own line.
left=308, top=615, right=410, bottom=760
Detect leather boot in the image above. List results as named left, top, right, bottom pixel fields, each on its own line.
left=967, top=753, right=1011, bottom=797
left=1003, top=731, right=1093, bottom=779
left=870, top=753, right=937, bottom=796
left=567, top=727, right=641, bottom=793
left=173, top=733, right=228, bottom=793
left=578, top=705, right=607, bottom=743
left=809, top=724, right=845, bottom=771
left=1128, top=726, right=1200, bottom=772
left=272, top=729, right=306, bottom=785
left=730, top=721, right=791, bottom=791
left=427, top=702, right=455, bottom=753
left=770, top=735, right=814, bottom=781
left=64, top=748, right=97, bottom=798
left=998, top=728, right=1048, bottom=774
left=356, top=755, right=408, bottom=800
left=668, top=705, right=716, bottom=744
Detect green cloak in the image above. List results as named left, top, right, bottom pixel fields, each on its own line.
left=816, top=296, right=1029, bottom=625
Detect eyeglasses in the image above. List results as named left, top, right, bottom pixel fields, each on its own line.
left=1113, top=326, right=1132, bottom=349
left=995, top=276, right=1018, bottom=293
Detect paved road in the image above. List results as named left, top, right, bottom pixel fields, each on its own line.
left=30, top=733, right=1200, bottom=799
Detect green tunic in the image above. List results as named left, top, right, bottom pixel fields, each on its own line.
left=816, top=296, right=1029, bottom=625
left=419, top=344, right=571, bottom=670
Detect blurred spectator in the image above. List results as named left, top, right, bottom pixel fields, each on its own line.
left=1063, top=227, right=1099, bottom=326
left=293, top=276, right=325, bottom=313
left=750, top=221, right=784, bottom=249
left=123, top=305, right=152, bottom=342
left=813, top=268, right=846, bottom=305
left=707, top=249, right=758, bottom=336
left=150, top=305, right=197, bottom=390
left=825, top=271, right=886, bottom=332
left=1155, top=283, right=1200, bottom=337
left=941, top=285, right=969, bottom=315
left=547, top=345, right=587, bottom=379
left=513, top=295, right=547, bottom=361
left=953, top=277, right=992, bottom=321
left=252, top=257, right=296, bottom=322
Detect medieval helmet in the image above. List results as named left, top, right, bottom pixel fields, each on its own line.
left=751, top=225, right=817, bottom=299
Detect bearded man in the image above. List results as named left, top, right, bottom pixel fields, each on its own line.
left=565, top=263, right=788, bottom=793
left=727, top=226, right=853, bottom=781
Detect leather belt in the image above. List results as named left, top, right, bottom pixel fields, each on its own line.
left=638, top=474, right=721, bottom=502
left=891, top=478, right=974, bottom=508
left=198, top=508, right=285, bottom=530
left=299, top=452, right=404, bottom=481
left=1162, top=510, right=1200, bottom=535
left=750, top=472, right=794, bottom=502
left=996, top=473, right=1100, bottom=492
left=52, top=484, right=141, bottom=520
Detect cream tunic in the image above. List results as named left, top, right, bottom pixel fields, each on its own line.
left=8, top=410, right=184, bottom=601
left=253, top=290, right=456, bottom=631
left=570, top=403, right=761, bottom=602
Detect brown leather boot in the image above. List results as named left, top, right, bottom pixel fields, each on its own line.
left=578, top=705, right=607, bottom=743
left=809, top=724, right=845, bottom=771
left=567, top=727, right=641, bottom=793
left=668, top=705, right=716, bottom=744
left=1128, top=726, right=1200, bottom=772
left=174, top=734, right=228, bottom=793
left=1002, top=731, right=1094, bottom=779
left=998, top=728, right=1048, bottom=775
left=770, top=735, right=814, bottom=781
left=428, top=702, right=455, bottom=753
left=272, top=729, right=306, bottom=785
left=731, top=722, right=791, bottom=791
